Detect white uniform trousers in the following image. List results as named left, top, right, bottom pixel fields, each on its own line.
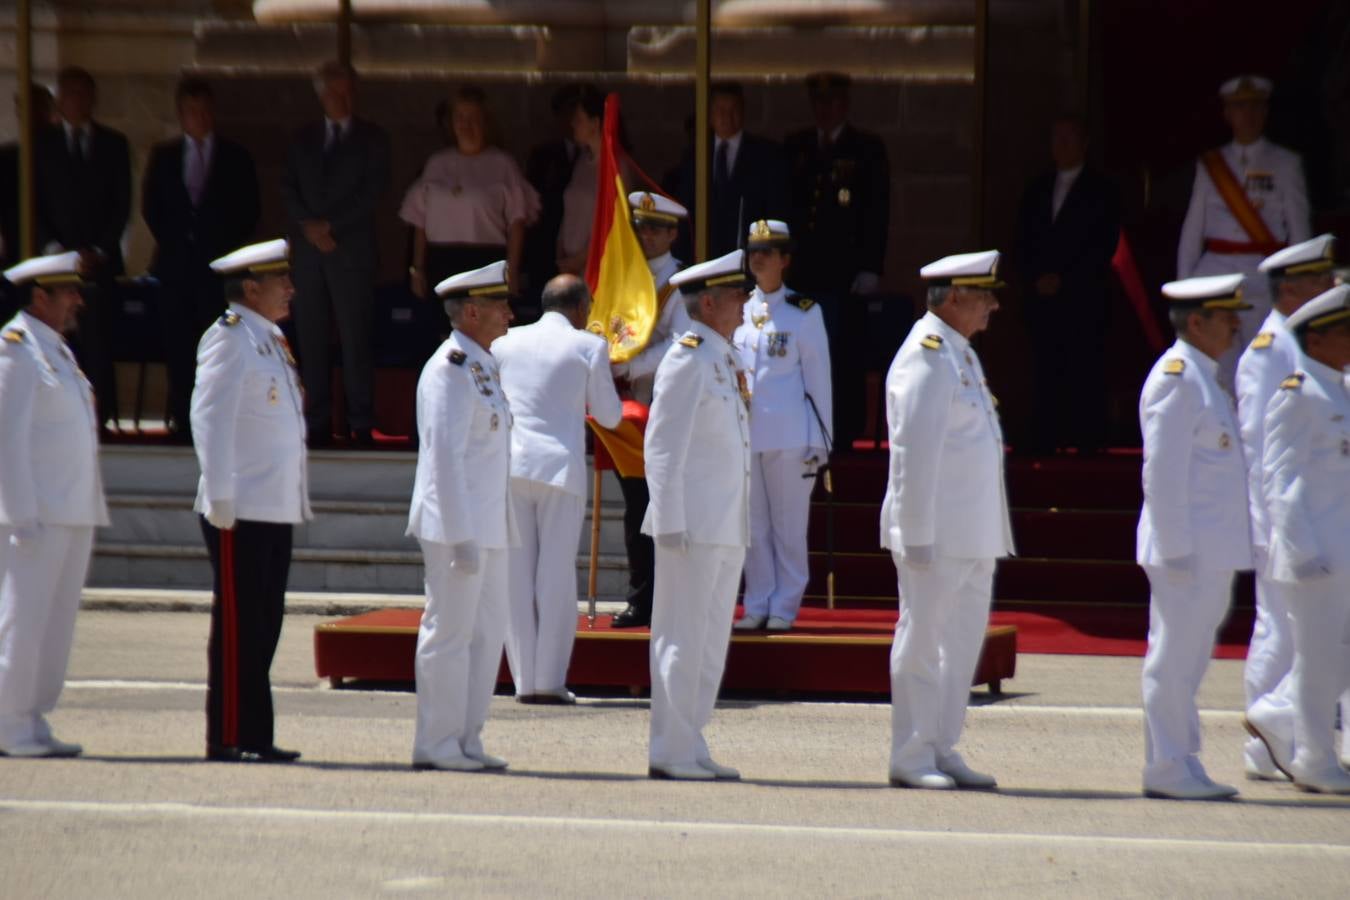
left=889, top=555, right=995, bottom=772
left=504, top=478, right=584, bottom=696
left=1243, top=546, right=1297, bottom=767
left=413, top=541, right=508, bottom=763
left=1140, top=566, right=1233, bottom=786
left=0, top=525, right=94, bottom=749
left=1285, top=576, right=1350, bottom=777
left=649, top=542, right=745, bottom=768
left=742, top=450, right=815, bottom=621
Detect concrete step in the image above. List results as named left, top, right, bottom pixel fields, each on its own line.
left=89, top=542, right=633, bottom=598
left=101, top=494, right=630, bottom=555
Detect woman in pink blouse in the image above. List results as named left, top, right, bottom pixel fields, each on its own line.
left=400, top=86, right=540, bottom=318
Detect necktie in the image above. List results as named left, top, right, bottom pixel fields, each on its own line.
left=186, top=139, right=207, bottom=207
left=714, top=139, right=729, bottom=187
left=325, top=121, right=341, bottom=155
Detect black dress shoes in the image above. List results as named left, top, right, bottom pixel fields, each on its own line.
left=610, top=604, right=651, bottom=629
left=351, top=428, right=375, bottom=448
left=206, top=745, right=301, bottom=763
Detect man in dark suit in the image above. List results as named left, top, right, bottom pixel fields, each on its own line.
left=522, top=84, right=582, bottom=319
left=1015, top=115, right=1121, bottom=455
left=34, top=66, right=131, bottom=429
left=675, top=81, right=789, bottom=259
left=784, top=72, right=890, bottom=450
left=142, top=77, right=260, bottom=441
left=280, top=61, right=390, bottom=447
left=0, top=85, right=55, bottom=322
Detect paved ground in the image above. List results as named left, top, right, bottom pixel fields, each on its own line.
left=2, top=611, right=1348, bottom=898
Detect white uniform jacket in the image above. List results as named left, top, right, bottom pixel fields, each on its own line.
left=1262, top=357, right=1350, bottom=584
left=1136, top=339, right=1252, bottom=570
left=407, top=331, right=517, bottom=549
left=191, top=304, right=311, bottom=525
left=878, top=312, right=1013, bottom=559
left=492, top=311, right=623, bottom=498
left=640, top=319, right=752, bottom=548
left=0, top=311, right=108, bottom=527
left=1236, top=309, right=1298, bottom=548
left=623, top=253, right=689, bottom=404
left=1178, top=138, right=1310, bottom=278
left=732, top=285, right=833, bottom=453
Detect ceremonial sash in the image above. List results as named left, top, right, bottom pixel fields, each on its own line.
left=1200, top=149, right=1279, bottom=249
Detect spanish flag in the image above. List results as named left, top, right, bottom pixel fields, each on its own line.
left=585, top=93, right=657, bottom=478
left=583, top=93, right=657, bottom=363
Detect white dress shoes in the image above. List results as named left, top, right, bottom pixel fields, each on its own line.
left=733, top=615, right=766, bottom=631
left=649, top=762, right=716, bottom=781
left=889, top=766, right=957, bottom=790
left=1290, top=766, right=1350, bottom=795
left=1243, top=705, right=1295, bottom=780
left=937, top=755, right=997, bottom=789
left=412, top=753, right=486, bottom=772
left=465, top=750, right=509, bottom=770
left=765, top=616, right=793, bottom=632
left=697, top=757, right=741, bottom=780
left=2, top=742, right=62, bottom=758
left=43, top=738, right=83, bottom=758
left=1143, top=775, right=1239, bottom=800
left=1243, top=742, right=1288, bottom=781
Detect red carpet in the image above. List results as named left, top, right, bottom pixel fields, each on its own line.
left=313, top=607, right=1019, bottom=697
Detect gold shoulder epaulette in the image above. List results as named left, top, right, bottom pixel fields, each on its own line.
left=1279, top=373, right=1305, bottom=391
left=448, top=349, right=467, bottom=366
left=786, top=294, right=816, bottom=312
left=678, top=334, right=704, bottom=349
left=919, top=334, right=943, bottom=351
left=1250, top=332, right=1274, bottom=350
left=2, top=328, right=24, bottom=344
left=219, top=311, right=241, bottom=327
left=1163, top=358, right=1185, bottom=376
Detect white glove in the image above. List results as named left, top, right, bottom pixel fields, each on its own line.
left=850, top=271, right=881, bottom=296
left=655, top=532, right=689, bottom=553
left=451, top=540, right=480, bottom=575
left=902, top=544, right=933, bottom=569
left=205, top=500, right=236, bottom=531
left=9, top=522, right=42, bottom=549
left=1161, top=554, right=1193, bottom=582
left=1292, top=556, right=1331, bottom=582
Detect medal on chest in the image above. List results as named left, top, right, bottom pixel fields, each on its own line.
left=267, top=377, right=280, bottom=406
left=1219, top=432, right=1231, bottom=450
left=469, top=361, right=496, bottom=397
left=767, top=332, right=790, bottom=358
left=727, top=353, right=751, bottom=407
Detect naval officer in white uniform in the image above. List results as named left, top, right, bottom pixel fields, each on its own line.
left=881, top=250, right=1013, bottom=791
left=1137, top=273, right=1252, bottom=800
left=0, top=252, right=107, bottom=758
left=493, top=274, right=622, bottom=704
left=1247, top=285, right=1350, bottom=794
left=1177, top=75, right=1310, bottom=388
left=192, top=239, right=311, bottom=763
left=1235, top=234, right=1336, bottom=780
left=610, top=191, right=688, bottom=630
left=732, top=219, right=832, bottom=631
left=407, top=261, right=517, bottom=772
left=643, top=249, right=753, bottom=781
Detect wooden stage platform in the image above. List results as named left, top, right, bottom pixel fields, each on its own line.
left=314, top=607, right=1018, bottom=698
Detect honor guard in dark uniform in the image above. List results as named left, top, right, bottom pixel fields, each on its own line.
left=192, top=239, right=311, bottom=763
left=784, top=72, right=890, bottom=449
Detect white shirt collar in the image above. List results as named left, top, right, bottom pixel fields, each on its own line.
left=18, top=309, right=65, bottom=350
left=1173, top=337, right=1220, bottom=377
left=1056, top=164, right=1084, bottom=181
left=715, top=130, right=743, bottom=152
left=228, top=301, right=281, bottom=337
left=451, top=327, right=497, bottom=364
left=1229, top=136, right=1267, bottom=157
left=818, top=123, right=846, bottom=145
left=646, top=252, right=674, bottom=275
left=690, top=317, right=733, bottom=350
left=922, top=309, right=971, bottom=353
left=752, top=283, right=788, bottom=306
left=325, top=116, right=352, bottom=135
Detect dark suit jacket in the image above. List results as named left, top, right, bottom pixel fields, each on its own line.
left=675, top=132, right=789, bottom=258
left=523, top=137, right=578, bottom=294
left=784, top=123, right=890, bottom=294
left=279, top=117, right=391, bottom=266
left=142, top=135, right=260, bottom=283
left=1015, top=166, right=1121, bottom=324
left=34, top=121, right=132, bottom=273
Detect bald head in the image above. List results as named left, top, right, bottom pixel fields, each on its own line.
left=542, top=273, right=592, bottom=327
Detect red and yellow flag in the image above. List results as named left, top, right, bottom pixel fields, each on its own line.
left=583, top=93, right=657, bottom=364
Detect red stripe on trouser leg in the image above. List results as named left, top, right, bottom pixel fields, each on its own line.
left=220, top=528, right=238, bottom=748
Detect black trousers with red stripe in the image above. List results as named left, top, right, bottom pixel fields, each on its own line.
left=200, top=517, right=293, bottom=751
